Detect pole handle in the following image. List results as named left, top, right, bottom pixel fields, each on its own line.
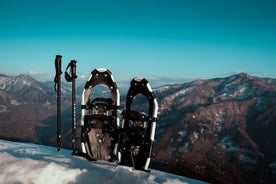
left=54, top=55, right=62, bottom=91
left=65, top=60, right=77, bottom=82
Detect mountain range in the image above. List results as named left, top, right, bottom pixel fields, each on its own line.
left=0, top=73, right=275, bottom=183
left=151, top=73, right=276, bottom=183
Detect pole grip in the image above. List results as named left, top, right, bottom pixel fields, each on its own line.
left=71, top=60, right=77, bottom=79
left=55, top=55, right=62, bottom=76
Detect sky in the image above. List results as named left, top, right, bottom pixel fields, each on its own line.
left=0, top=0, right=275, bottom=82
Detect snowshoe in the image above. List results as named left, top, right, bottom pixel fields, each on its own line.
left=80, top=68, right=120, bottom=162
left=119, top=77, right=158, bottom=171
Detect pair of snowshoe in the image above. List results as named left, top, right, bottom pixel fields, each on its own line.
left=80, top=68, right=158, bottom=171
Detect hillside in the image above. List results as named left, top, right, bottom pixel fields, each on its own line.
left=151, top=73, right=276, bottom=183
left=0, top=74, right=71, bottom=142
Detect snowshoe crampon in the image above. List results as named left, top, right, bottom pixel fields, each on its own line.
left=80, top=68, right=120, bottom=162
left=119, top=77, right=158, bottom=171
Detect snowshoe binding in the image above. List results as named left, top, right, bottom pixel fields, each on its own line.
left=80, top=68, right=120, bottom=162
left=119, top=77, right=158, bottom=171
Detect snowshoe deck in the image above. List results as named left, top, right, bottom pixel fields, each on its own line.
left=119, top=77, right=158, bottom=171
left=80, top=68, right=120, bottom=162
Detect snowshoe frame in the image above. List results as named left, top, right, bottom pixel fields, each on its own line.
left=119, top=77, right=158, bottom=171
left=80, top=68, right=120, bottom=162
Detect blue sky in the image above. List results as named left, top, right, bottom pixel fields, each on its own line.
left=0, top=0, right=275, bottom=82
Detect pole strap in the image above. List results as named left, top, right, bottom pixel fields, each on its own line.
left=65, top=60, right=77, bottom=82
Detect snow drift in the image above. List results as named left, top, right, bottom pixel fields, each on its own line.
left=0, top=139, right=206, bottom=184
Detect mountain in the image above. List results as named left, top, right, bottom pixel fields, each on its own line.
left=0, top=74, right=57, bottom=105
left=151, top=73, right=276, bottom=183
left=0, top=72, right=275, bottom=183
left=0, top=139, right=206, bottom=184
left=0, top=74, right=71, bottom=142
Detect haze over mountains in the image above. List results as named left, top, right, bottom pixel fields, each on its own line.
left=0, top=73, right=275, bottom=183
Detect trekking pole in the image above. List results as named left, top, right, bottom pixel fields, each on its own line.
left=54, top=55, right=62, bottom=152
left=65, top=60, right=78, bottom=155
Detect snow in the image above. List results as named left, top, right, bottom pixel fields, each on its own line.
left=175, top=87, right=194, bottom=97
left=156, top=85, right=170, bottom=93
left=0, top=139, right=207, bottom=184
left=178, top=130, right=187, bottom=138
left=23, top=79, right=31, bottom=86
left=178, top=124, right=188, bottom=138
left=193, top=132, right=199, bottom=142
left=238, top=154, right=257, bottom=165
left=220, top=135, right=239, bottom=152
left=184, top=142, right=190, bottom=152
left=10, top=99, right=20, bottom=105
left=0, top=105, right=8, bottom=113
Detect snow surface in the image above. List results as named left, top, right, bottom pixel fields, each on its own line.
left=0, top=139, right=207, bottom=184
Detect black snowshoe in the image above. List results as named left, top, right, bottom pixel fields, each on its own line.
left=80, top=68, right=120, bottom=162
left=119, top=78, right=158, bottom=171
